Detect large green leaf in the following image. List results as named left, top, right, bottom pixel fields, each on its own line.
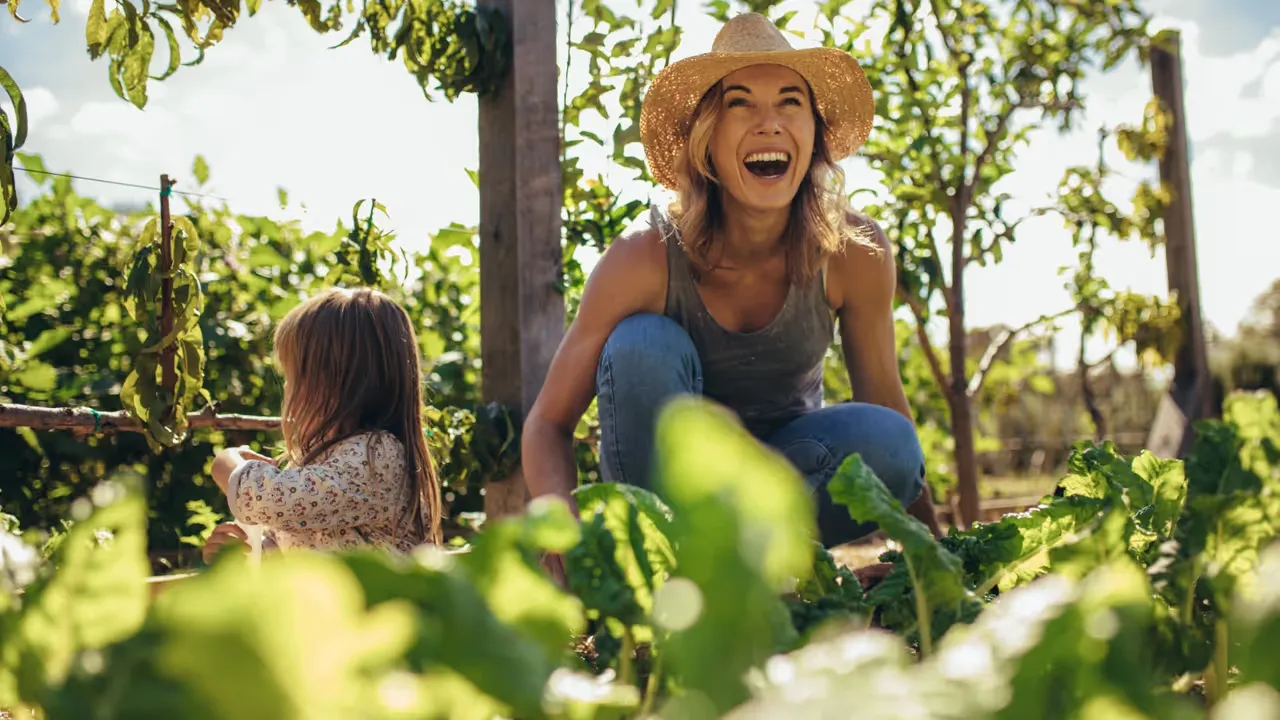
left=0, top=476, right=150, bottom=708
left=651, top=397, right=814, bottom=717
left=828, top=453, right=972, bottom=652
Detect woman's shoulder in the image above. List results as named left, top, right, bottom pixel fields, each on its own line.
left=840, top=210, right=891, bottom=254
left=824, top=211, right=896, bottom=309
left=589, top=204, right=670, bottom=292
left=611, top=204, right=671, bottom=257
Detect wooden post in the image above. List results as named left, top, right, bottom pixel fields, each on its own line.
left=159, top=174, right=178, bottom=422
left=1145, top=30, right=1215, bottom=458
left=477, top=0, right=564, bottom=520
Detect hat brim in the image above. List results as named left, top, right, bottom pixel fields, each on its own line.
left=639, top=47, right=875, bottom=190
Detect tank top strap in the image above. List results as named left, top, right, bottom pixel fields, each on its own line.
left=650, top=202, right=700, bottom=316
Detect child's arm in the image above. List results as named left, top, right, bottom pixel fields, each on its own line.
left=212, top=447, right=277, bottom=493
left=222, top=434, right=403, bottom=533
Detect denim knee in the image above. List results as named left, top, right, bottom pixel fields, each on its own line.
left=867, top=409, right=927, bottom=508
left=595, top=314, right=703, bottom=489
left=596, top=313, right=701, bottom=392
left=771, top=402, right=926, bottom=509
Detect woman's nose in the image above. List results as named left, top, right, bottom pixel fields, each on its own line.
left=753, top=114, right=783, bottom=135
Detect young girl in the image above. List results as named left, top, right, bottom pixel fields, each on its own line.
left=204, top=287, right=442, bottom=561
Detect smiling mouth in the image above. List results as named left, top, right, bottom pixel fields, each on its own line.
left=743, top=151, right=791, bottom=179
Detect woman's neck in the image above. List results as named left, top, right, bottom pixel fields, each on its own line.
left=717, top=193, right=790, bottom=268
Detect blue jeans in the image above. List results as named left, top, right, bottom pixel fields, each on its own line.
left=595, top=313, right=927, bottom=547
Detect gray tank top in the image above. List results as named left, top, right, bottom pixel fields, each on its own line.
left=650, top=204, right=836, bottom=438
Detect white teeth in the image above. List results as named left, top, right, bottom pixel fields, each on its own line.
left=744, top=151, right=790, bottom=164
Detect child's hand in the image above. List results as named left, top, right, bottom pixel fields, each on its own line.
left=202, top=522, right=248, bottom=564
left=235, top=447, right=278, bottom=465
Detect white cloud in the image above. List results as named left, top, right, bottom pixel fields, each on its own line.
left=1163, top=22, right=1280, bottom=141
left=22, top=87, right=59, bottom=126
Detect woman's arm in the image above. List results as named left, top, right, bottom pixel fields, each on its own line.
left=830, top=214, right=914, bottom=421
left=522, top=218, right=668, bottom=514
left=830, top=214, right=944, bottom=538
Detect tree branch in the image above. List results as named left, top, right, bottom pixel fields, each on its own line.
left=967, top=307, right=1078, bottom=398
left=893, top=32, right=949, bottom=195
left=920, top=226, right=954, bottom=318
left=899, top=290, right=952, bottom=394
left=927, top=0, right=961, bottom=60
left=950, top=71, right=972, bottom=322
left=969, top=103, right=1016, bottom=197
left=0, top=404, right=281, bottom=434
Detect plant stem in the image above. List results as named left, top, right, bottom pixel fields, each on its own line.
left=619, top=626, right=636, bottom=688
left=1205, top=619, right=1229, bottom=706
left=906, top=556, right=932, bottom=658
left=640, top=644, right=663, bottom=716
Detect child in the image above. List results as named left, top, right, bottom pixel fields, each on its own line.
left=205, top=287, right=442, bottom=560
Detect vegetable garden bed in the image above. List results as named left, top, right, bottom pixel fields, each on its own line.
left=3, top=390, right=1279, bottom=719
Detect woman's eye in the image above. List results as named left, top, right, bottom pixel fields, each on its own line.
left=726, top=97, right=749, bottom=108
left=781, top=96, right=803, bottom=107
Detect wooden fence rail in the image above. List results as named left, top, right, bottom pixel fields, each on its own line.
left=0, top=403, right=280, bottom=434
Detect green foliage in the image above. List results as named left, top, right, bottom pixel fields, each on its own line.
left=76, top=0, right=509, bottom=107
left=2, top=390, right=1280, bottom=718
left=848, top=0, right=1153, bottom=317
left=0, top=65, right=25, bottom=231
left=119, top=208, right=210, bottom=451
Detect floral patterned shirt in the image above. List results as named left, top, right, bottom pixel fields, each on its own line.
left=226, top=430, right=425, bottom=554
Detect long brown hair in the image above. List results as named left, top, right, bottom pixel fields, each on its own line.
left=272, top=287, right=442, bottom=546
left=669, top=81, right=875, bottom=281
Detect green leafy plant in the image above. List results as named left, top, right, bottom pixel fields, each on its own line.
left=2, top=389, right=1278, bottom=718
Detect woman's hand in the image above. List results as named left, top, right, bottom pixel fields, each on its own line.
left=540, top=552, right=568, bottom=588
left=202, top=522, right=248, bottom=564
left=851, top=561, right=894, bottom=590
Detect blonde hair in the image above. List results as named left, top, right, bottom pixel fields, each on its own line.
left=668, top=81, right=873, bottom=281
left=273, top=287, right=442, bottom=546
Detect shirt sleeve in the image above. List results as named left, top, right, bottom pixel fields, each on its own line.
left=226, top=435, right=398, bottom=532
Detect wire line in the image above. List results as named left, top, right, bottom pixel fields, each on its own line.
left=16, top=166, right=231, bottom=201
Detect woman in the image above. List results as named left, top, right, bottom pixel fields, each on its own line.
left=522, top=13, right=942, bottom=557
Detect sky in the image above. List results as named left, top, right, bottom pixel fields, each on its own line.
left=2, top=0, right=1278, bottom=371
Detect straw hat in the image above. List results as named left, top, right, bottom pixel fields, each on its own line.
left=640, top=13, right=875, bottom=190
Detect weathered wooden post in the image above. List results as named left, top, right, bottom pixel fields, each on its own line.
left=477, top=0, right=565, bottom=519
left=1145, top=29, right=1216, bottom=458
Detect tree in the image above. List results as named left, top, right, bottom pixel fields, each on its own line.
left=788, top=0, right=1164, bottom=526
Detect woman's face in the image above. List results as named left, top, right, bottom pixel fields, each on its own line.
left=708, top=64, right=816, bottom=213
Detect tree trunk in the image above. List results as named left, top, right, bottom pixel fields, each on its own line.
left=947, top=252, right=978, bottom=528
left=949, top=334, right=980, bottom=529
left=950, top=176, right=979, bottom=528
left=1078, top=341, right=1107, bottom=443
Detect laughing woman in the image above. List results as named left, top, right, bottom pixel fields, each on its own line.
left=523, top=13, right=943, bottom=560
